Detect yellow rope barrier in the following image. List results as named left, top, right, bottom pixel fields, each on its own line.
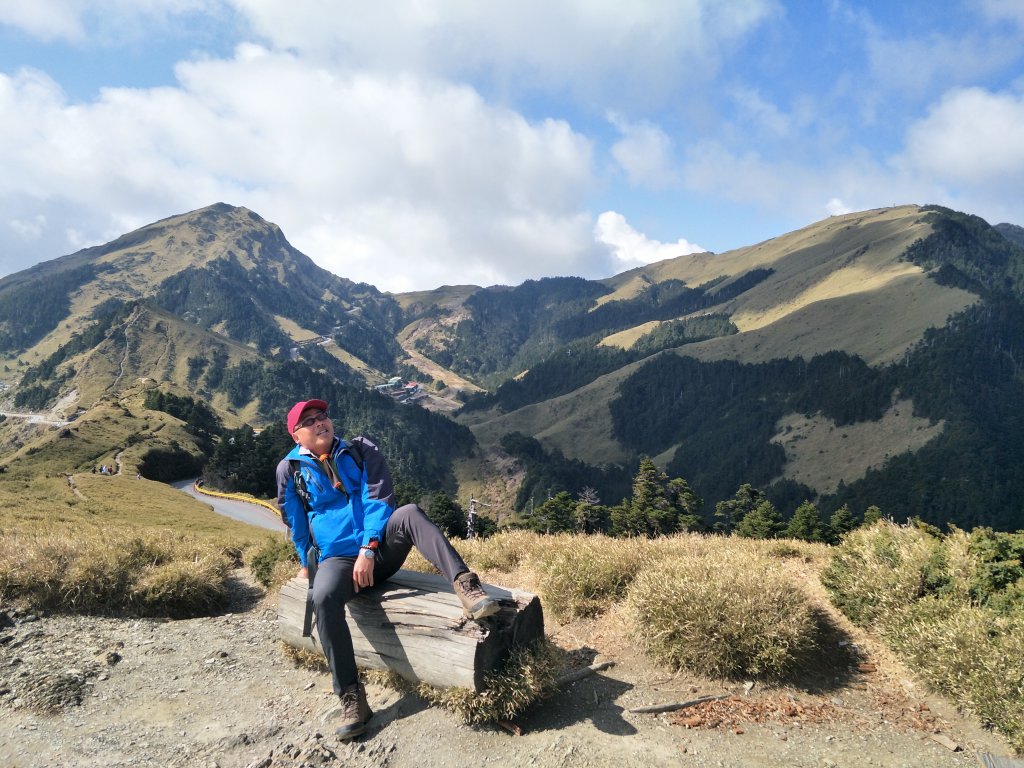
left=192, top=481, right=280, bottom=514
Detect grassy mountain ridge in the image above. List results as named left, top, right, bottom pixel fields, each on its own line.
left=448, top=205, right=1024, bottom=529
left=3, top=202, right=1023, bottom=532
left=0, top=204, right=471, bottom=498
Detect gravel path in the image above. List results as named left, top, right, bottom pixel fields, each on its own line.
left=0, top=570, right=1015, bottom=768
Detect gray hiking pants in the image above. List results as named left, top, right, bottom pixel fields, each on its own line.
left=311, top=503, right=469, bottom=695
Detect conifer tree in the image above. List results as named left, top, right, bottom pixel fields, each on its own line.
left=862, top=505, right=883, bottom=527
left=426, top=491, right=467, bottom=538
left=574, top=501, right=610, bottom=533
left=785, top=500, right=826, bottom=542
left=828, top=504, right=857, bottom=543
left=714, top=483, right=766, bottom=534
left=735, top=499, right=785, bottom=539
left=666, top=477, right=703, bottom=531
left=529, top=491, right=576, bottom=534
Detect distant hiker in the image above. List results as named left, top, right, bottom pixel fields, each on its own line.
left=275, top=399, right=498, bottom=740
left=100, top=465, right=108, bottom=476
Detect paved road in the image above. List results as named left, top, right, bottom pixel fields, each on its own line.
left=172, top=479, right=288, bottom=533
left=0, top=411, right=71, bottom=426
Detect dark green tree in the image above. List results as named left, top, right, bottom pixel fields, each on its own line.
left=666, top=477, right=703, bottom=531
left=785, top=500, right=826, bottom=542
left=828, top=504, right=857, bottom=543
left=425, top=491, right=467, bottom=538
left=735, top=499, right=785, bottom=539
left=575, top=500, right=610, bottom=534
left=714, top=483, right=766, bottom=534
left=862, top=505, right=883, bottom=527
left=529, top=491, right=577, bottom=534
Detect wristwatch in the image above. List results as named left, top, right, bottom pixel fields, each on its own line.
left=361, top=539, right=379, bottom=559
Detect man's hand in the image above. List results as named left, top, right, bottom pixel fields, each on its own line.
left=353, top=554, right=375, bottom=592
left=298, top=566, right=309, bottom=580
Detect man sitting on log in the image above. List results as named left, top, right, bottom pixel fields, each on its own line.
left=276, top=399, right=498, bottom=740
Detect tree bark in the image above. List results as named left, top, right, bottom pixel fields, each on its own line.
left=278, top=569, right=544, bottom=692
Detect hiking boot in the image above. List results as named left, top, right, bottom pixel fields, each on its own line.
left=334, top=681, right=373, bottom=740
left=453, top=571, right=500, bottom=620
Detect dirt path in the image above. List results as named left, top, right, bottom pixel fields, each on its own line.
left=0, top=570, right=1014, bottom=768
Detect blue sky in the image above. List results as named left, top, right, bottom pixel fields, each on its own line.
left=1, top=1, right=1022, bottom=292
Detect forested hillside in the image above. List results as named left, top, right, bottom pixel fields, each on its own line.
left=4, top=202, right=1024, bottom=534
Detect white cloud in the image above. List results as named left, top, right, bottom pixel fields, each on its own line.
left=826, top=198, right=852, bottom=216
left=595, top=211, right=704, bottom=269
left=0, top=0, right=84, bottom=41
left=228, top=0, right=779, bottom=107
left=608, top=113, right=679, bottom=189
left=0, top=49, right=602, bottom=291
left=900, top=87, right=1024, bottom=189
left=978, top=0, right=1024, bottom=28
left=731, top=87, right=794, bottom=138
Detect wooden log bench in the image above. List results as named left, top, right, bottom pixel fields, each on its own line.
left=278, top=569, right=544, bottom=692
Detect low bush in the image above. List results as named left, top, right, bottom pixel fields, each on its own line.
left=530, top=534, right=646, bottom=620
left=824, top=522, right=1024, bottom=753
left=416, top=640, right=559, bottom=724
left=819, top=520, right=945, bottom=627
left=626, top=546, right=818, bottom=678
left=250, top=536, right=299, bottom=587
left=458, top=529, right=540, bottom=573
left=0, top=529, right=234, bottom=617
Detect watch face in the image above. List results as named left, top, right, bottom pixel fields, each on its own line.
left=362, top=549, right=374, bottom=559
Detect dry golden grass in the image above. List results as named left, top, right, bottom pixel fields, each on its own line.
left=0, top=405, right=275, bottom=617
left=820, top=521, right=941, bottom=628
left=416, top=640, right=560, bottom=724
left=769, top=399, right=944, bottom=495
left=823, top=522, right=1024, bottom=753
left=626, top=542, right=819, bottom=678
left=0, top=528, right=234, bottom=617
left=526, top=534, right=647, bottom=620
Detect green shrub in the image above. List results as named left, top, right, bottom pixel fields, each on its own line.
left=626, top=547, right=818, bottom=678
left=250, top=536, right=298, bottom=587
left=530, top=534, right=645, bottom=620
left=820, top=521, right=944, bottom=628
left=416, top=640, right=559, bottom=724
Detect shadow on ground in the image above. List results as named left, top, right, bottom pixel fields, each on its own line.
left=521, top=645, right=637, bottom=736
left=779, top=606, right=866, bottom=694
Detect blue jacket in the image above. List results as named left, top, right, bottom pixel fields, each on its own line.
left=275, top=436, right=395, bottom=567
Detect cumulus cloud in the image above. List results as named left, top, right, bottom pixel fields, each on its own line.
left=228, top=0, right=778, bottom=107
left=826, top=198, right=852, bottom=216
left=0, top=49, right=601, bottom=291
left=595, top=211, right=704, bottom=270
left=900, top=87, right=1024, bottom=190
left=608, top=113, right=680, bottom=189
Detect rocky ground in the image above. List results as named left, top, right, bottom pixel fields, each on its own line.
left=0, top=569, right=1016, bottom=768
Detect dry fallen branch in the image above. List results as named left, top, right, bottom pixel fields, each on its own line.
left=628, top=694, right=731, bottom=714
left=555, top=660, right=616, bottom=688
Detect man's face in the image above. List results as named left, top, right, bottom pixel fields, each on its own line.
left=291, top=407, right=334, bottom=455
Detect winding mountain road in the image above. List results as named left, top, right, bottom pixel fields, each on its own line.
left=172, top=479, right=287, bottom=533
left=0, top=411, right=70, bottom=426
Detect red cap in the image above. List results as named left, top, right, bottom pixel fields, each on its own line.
left=286, top=399, right=328, bottom=433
